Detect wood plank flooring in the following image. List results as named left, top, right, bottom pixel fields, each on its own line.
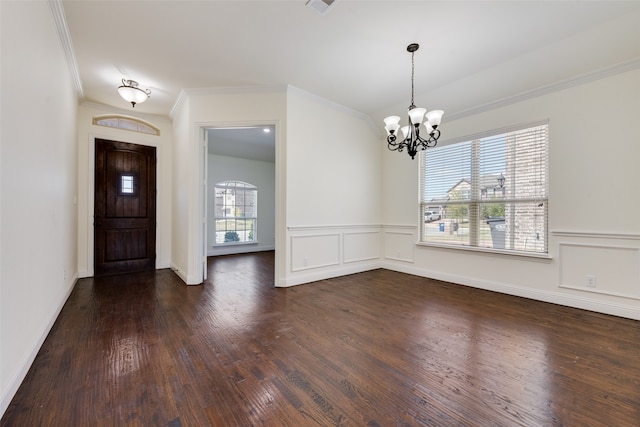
left=3, top=251, right=639, bottom=426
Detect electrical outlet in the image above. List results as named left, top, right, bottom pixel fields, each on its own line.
left=586, top=275, right=597, bottom=287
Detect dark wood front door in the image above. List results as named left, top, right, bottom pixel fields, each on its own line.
left=94, top=139, right=156, bottom=276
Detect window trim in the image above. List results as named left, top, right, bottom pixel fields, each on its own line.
left=416, top=240, right=553, bottom=261
left=93, top=115, right=160, bottom=135
left=213, top=181, right=258, bottom=246
left=419, top=120, right=549, bottom=255
left=119, top=173, right=137, bottom=196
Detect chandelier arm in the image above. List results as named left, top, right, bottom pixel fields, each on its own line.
left=387, top=135, right=403, bottom=152
left=387, top=140, right=405, bottom=153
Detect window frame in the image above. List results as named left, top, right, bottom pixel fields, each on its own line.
left=93, top=115, right=160, bottom=135
left=213, top=181, right=258, bottom=246
left=119, top=173, right=137, bottom=196
left=418, top=121, right=550, bottom=258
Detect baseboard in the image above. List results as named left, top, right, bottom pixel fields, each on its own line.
left=277, top=260, right=381, bottom=287
left=207, top=244, right=275, bottom=257
left=169, top=263, right=188, bottom=283
left=381, top=261, right=640, bottom=321
left=1, top=273, right=78, bottom=417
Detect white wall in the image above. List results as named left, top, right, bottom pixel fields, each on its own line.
left=0, top=0, right=79, bottom=414
left=207, top=154, right=275, bottom=256
left=170, top=87, right=287, bottom=284
left=382, top=68, right=640, bottom=320
left=283, top=87, right=383, bottom=286
left=170, top=86, right=383, bottom=287
left=76, top=102, right=173, bottom=278
left=170, top=96, right=193, bottom=283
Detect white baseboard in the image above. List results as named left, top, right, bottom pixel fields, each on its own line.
left=207, top=244, right=275, bottom=257
left=169, top=263, right=189, bottom=283
left=381, top=261, right=640, bottom=321
left=277, top=260, right=380, bottom=287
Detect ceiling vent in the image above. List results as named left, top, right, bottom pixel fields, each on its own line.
left=306, top=0, right=336, bottom=15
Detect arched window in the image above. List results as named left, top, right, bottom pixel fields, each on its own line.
left=93, top=115, right=160, bottom=135
left=214, top=181, right=257, bottom=244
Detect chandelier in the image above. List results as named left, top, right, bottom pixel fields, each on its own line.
left=117, top=79, right=151, bottom=108
left=383, top=43, right=443, bottom=159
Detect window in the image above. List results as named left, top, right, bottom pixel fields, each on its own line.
left=120, top=174, right=135, bottom=194
left=93, top=115, right=160, bottom=135
left=420, top=122, right=548, bottom=254
left=214, top=181, right=257, bottom=245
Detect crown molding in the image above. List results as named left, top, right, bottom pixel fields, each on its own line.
left=286, top=85, right=381, bottom=137
left=169, top=90, right=188, bottom=119
left=47, top=0, right=83, bottom=99
left=169, top=84, right=381, bottom=137
left=184, top=84, right=288, bottom=97
left=446, top=57, right=640, bottom=122
left=169, top=85, right=287, bottom=119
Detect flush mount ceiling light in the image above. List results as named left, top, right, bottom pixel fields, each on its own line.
left=117, top=79, right=151, bottom=108
left=306, top=0, right=336, bottom=15
left=384, top=43, right=444, bottom=160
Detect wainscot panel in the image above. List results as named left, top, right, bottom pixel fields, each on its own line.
left=383, top=226, right=416, bottom=263
left=559, top=242, right=640, bottom=300
left=291, top=233, right=341, bottom=271
left=344, top=231, right=380, bottom=264
left=283, top=225, right=382, bottom=287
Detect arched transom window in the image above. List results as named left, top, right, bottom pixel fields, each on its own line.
left=93, top=115, right=160, bottom=135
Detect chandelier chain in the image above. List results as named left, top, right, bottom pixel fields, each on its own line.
left=410, top=51, right=415, bottom=108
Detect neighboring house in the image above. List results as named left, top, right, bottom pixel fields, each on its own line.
left=446, top=173, right=506, bottom=202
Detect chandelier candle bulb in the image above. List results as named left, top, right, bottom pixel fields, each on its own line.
left=424, top=121, right=434, bottom=134
left=384, top=43, right=444, bottom=159
left=384, top=116, right=401, bottom=135
left=400, top=126, right=410, bottom=140
left=408, top=107, right=427, bottom=125
left=426, top=109, right=444, bottom=127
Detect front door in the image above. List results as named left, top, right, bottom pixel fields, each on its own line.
left=94, top=139, right=156, bottom=276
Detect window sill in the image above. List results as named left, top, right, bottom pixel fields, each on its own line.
left=416, top=241, right=552, bottom=262
left=213, top=241, right=259, bottom=248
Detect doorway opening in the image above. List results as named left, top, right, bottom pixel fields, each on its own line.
left=204, top=125, right=277, bottom=282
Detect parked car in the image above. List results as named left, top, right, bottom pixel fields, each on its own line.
left=425, top=211, right=441, bottom=222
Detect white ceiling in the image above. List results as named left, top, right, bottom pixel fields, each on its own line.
left=207, top=126, right=276, bottom=163
left=62, top=0, right=640, bottom=157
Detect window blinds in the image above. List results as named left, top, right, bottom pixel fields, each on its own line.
left=419, top=122, right=548, bottom=253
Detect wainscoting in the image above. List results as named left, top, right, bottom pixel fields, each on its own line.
left=284, top=225, right=381, bottom=287
left=555, top=230, right=640, bottom=300
left=380, top=226, right=640, bottom=320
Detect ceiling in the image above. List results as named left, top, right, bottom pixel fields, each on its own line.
left=62, top=0, right=640, bottom=158
left=207, top=126, right=276, bottom=163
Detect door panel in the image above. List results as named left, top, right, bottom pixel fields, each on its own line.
left=95, top=139, right=156, bottom=276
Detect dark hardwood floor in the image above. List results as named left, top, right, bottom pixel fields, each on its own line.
left=3, top=251, right=639, bottom=426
